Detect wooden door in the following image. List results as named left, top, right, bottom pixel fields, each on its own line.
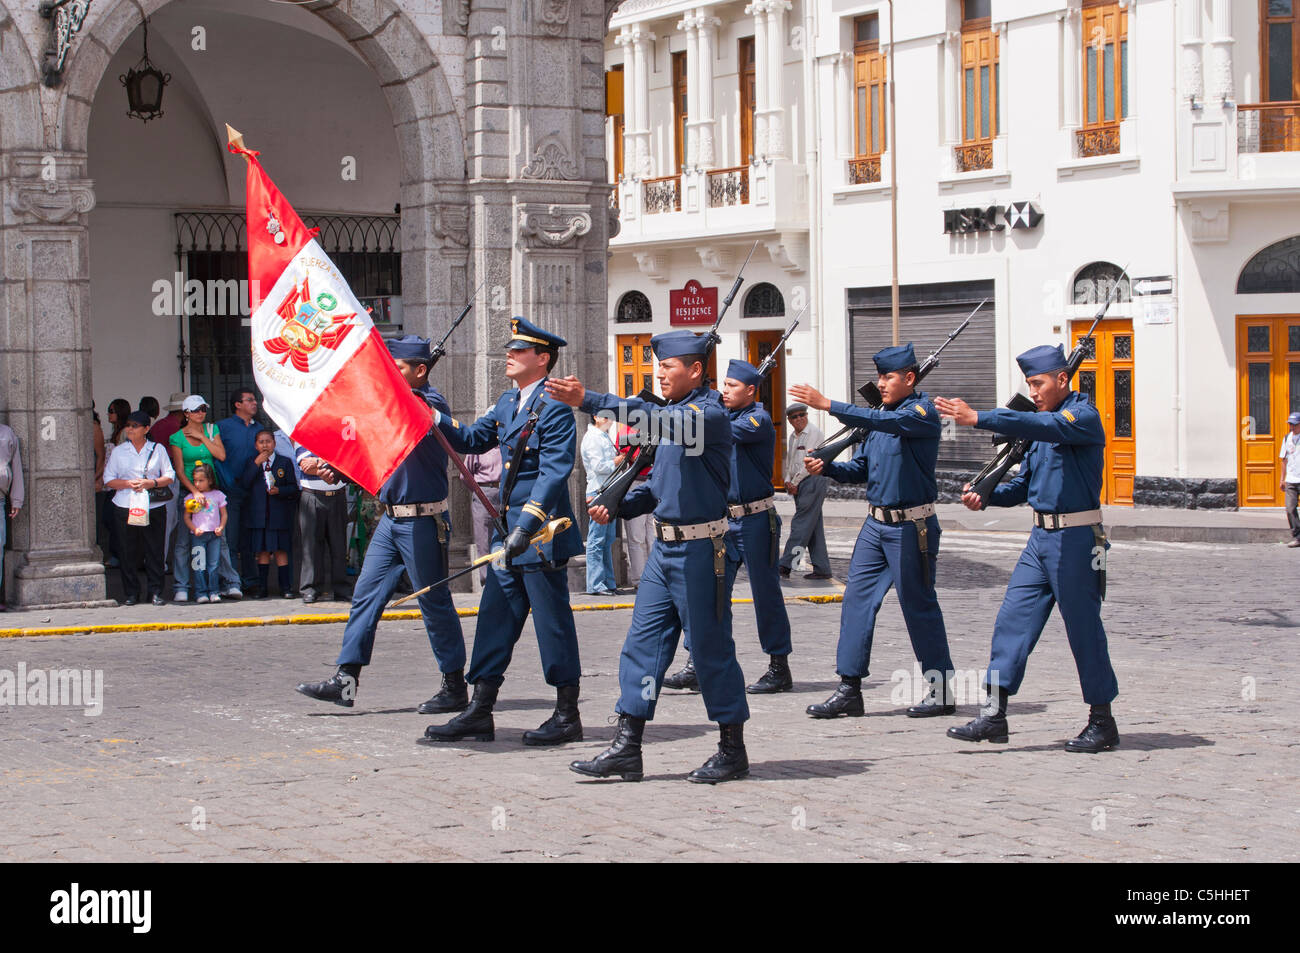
left=1236, top=315, right=1300, bottom=505
left=739, top=37, right=756, bottom=164
left=672, top=51, right=688, bottom=174
left=747, top=329, right=786, bottom=489
left=1072, top=319, right=1135, bottom=505
left=616, top=333, right=655, bottom=398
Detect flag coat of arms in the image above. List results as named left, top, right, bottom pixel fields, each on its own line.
left=227, top=125, right=430, bottom=495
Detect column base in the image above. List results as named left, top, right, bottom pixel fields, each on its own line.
left=10, top=551, right=107, bottom=608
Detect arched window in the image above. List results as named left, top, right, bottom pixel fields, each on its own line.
left=743, top=282, right=785, bottom=318
left=615, top=290, right=652, bottom=323
left=1238, top=236, right=1300, bottom=293
left=1072, top=261, right=1130, bottom=305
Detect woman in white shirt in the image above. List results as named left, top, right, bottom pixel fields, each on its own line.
left=103, top=411, right=176, bottom=606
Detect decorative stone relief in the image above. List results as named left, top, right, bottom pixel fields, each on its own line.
left=521, top=137, right=580, bottom=180
left=432, top=203, right=470, bottom=248
left=634, top=250, right=670, bottom=282
left=539, top=0, right=571, bottom=37
left=764, top=234, right=807, bottom=274
left=1183, top=199, right=1229, bottom=244
left=518, top=203, right=593, bottom=247
left=696, top=245, right=735, bottom=277
left=8, top=176, right=96, bottom=224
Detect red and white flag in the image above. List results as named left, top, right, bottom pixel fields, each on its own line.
left=227, top=125, right=430, bottom=495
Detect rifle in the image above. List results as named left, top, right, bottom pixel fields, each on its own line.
left=754, top=311, right=804, bottom=379
left=810, top=299, right=986, bottom=463
left=589, top=241, right=760, bottom=520
left=428, top=278, right=488, bottom=370
left=966, top=270, right=1128, bottom=505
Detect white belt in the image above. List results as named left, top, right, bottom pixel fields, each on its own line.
left=653, top=517, right=729, bottom=542
left=868, top=502, right=935, bottom=526
left=384, top=501, right=448, bottom=519
left=728, top=497, right=775, bottom=520
left=1033, top=508, right=1102, bottom=530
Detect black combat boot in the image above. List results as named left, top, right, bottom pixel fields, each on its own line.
left=569, top=714, right=645, bottom=781
left=662, top=655, right=698, bottom=691
left=523, top=684, right=583, bottom=746
left=295, top=664, right=361, bottom=708
left=417, top=670, right=469, bottom=714
left=687, top=723, right=750, bottom=783
left=1065, top=704, right=1120, bottom=753
left=746, top=654, right=793, bottom=694
left=948, top=687, right=1009, bottom=743
left=907, top=673, right=957, bottom=717
left=806, top=676, right=864, bottom=718
left=418, top=681, right=498, bottom=743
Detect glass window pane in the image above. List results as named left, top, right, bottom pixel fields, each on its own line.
left=1114, top=335, right=1132, bottom=360
left=1290, top=326, right=1300, bottom=352
left=1087, top=52, right=1097, bottom=124
left=872, top=87, right=882, bottom=153
left=643, top=373, right=653, bottom=393
left=1270, top=24, right=1293, bottom=102
left=965, top=68, right=975, bottom=139
left=623, top=373, right=634, bottom=396
left=995, top=62, right=1001, bottom=133
left=1270, top=2, right=1293, bottom=20
left=622, top=345, right=632, bottom=363
left=642, top=345, right=652, bottom=362
left=1248, top=326, right=1271, bottom=352
left=964, top=0, right=992, bottom=20
left=1291, top=363, right=1300, bottom=414
left=1249, top=363, right=1272, bottom=435
left=1104, top=43, right=1115, bottom=122
left=1120, top=39, right=1128, bottom=119
left=980, top=66, right=990, bottom=138
left=1078, top=370, right=1096, bottom=406
left=856, top=87, right=867, bottom=154
left=1114, top=370, right=1132, bottom=438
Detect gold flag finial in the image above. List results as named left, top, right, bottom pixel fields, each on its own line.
left=225, top=123, right=248, bottom=156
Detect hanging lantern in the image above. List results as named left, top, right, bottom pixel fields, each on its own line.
left=119, top=18, right=170, bottom=122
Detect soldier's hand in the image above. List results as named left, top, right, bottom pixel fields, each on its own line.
left=934, top=397, right=978, bottom=426
left=804, top=456, right=824, bottom=475
left=588, top=504, right=611, bottom=525
left=789, top=383, right=831, bottom=411
left=961, top=483, right=985, bottom=511
left=503, top=527, right=531, bottom=559
left=545, top=376, right=585, bottom=408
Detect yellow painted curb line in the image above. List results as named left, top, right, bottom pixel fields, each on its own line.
left=796, top=593, right=844, bottom=604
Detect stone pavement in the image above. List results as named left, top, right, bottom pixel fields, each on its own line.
left=1, top=525, right=1296, bottom=862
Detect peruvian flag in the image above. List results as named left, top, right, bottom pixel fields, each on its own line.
left=226, top=125, right=430, bottom=495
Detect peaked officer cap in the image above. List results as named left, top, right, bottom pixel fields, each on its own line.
left=507, top=316, right=567, bottom=350
left=650, top=330, right=708, bottom=361
left=873, top=343, right=917, bottom=375
left=725, top=359, right=762, bottom=387
left=1016, top=344, right=1069, bottom=377
left=386, top=335, right=433, bottom=363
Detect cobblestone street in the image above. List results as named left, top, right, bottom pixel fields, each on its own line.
left=1, top=527, right=1296, bottom=862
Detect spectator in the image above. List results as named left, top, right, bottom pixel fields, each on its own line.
left=1282, top=411, right=1300, bottom=549
left=465, top=447, right=502, bottom=583
left=167, top=395, right=227, bottom=602
left=274, top=429, right=303, bottom=595
left=614, top=422, right=652, bottom=588
left=0, top=421, right=23, bottom=612
left=93, top=402, right=107, bottom=564
left=217, top=388, right=262, bottom=595
left=183, top=463, right=227, bottom=604
left=103, top=411, right=175, bottom=606
left=241, top=429, right=299, bottom=598
left=101, top=398, right=132, bottom=568
left=139, top=396, right=161, bottom=428
left=582, top=412, right=620, bottom=595
left=106, top=398, right=132, bottom=446
left=779, top=402, right=832, bottom=579
left=296, top=444, right=353, bottom=603
left=149, top=392, right=187, bottom=444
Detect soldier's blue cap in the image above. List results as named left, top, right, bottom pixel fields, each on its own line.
left=650, top=330, right=707, bottom=361
left=1017, top=344, right=1069, bottom=377
left=873, top=343, right=917, bottom=375
left=725, top=359, right=762, bottom=387
left=386, top=335, right=432, bottom=363
left=507, top=316, right=566, bottom=350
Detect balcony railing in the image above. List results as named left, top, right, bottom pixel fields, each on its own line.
left=642, top=174, right=681, bottom=214
left=847, top=156, right=881, bottom=184
left=706, top=166, right=750, bottom=208
left=1237, top=102, right=1300, bottom=154
left=955, top=141, right=993, bottom=172
left=1076, top=123, right=1120, bottom=158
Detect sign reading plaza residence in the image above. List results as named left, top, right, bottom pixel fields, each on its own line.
left=669, top=279, right=718, bottom=326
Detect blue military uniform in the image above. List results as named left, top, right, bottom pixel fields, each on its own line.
left=810, top=343, right=954, bottom=717
left=973, top=348, right=1117, bottom=706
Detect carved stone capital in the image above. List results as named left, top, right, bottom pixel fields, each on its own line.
left=696, top=245, right=735, bottom=278
left=6, top=153, right=95, bottom=224
left=518, top=203, right=592, bottom=248
left=1183, top=199, right=1229, bottom=244
left=432, top=203, right=470, bottom=249
left=764, top=233, right=807, bottom=274
left=634, top=250, right=670, bottom=282
left=539, top=0, right=572, bottom=37
left=521, top=137, right=580, bottom=181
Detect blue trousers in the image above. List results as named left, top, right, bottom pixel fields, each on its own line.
left=616, top=537, right=749, bottom=725
left=728, top=510, right=792, bottom=656
left=584, top=517, right=617, bottom=593
left=987, top=525, right=1118, bottom=704
left=337, top=514, right=465, bottom=671
left=469, top=563, right=580, bottom=687
left=837, top=515, right=953, bottom=679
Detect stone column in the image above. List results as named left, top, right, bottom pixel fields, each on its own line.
left=1, top=151, right=109, bottom=607
left=745, top=2, right=769, bottom=156
left=696, top=12, right=721, bottom=167
left=944, top=31, right=961, bottom=144
left=1209, top=0, right=1233, bottom=101
left=630, top=26, right=655, bottom=177
left=763, top=0, right=791, bottom=158
left=1181, top=0, right=1204, bottom=102
left=1063, top=5, right=1081, bottom=128
left=679, top=13, right=701, bottom=168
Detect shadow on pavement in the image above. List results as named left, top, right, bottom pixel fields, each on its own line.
left=748, top=758, right=872, bottom=780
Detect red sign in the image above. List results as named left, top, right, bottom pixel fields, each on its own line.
left=669, top=279, right=718, bottom=326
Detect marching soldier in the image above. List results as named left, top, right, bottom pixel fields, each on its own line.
left=294, top=336, right=466, bottom=710
left=663, top=359, right=793, bottom=693
left=790, top=343, right=956, bottom=719
left=419, top=318, right=585, bottom=746
left=935, top=344, right=1120, bottom=753
left=546, top=330, right=750, bottom=783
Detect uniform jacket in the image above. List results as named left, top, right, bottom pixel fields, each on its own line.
left=582, top=385, right=732, bottom=525
left=728, top=402, right=776, bottom=504
left=240, top=452, right=301, bottom=531
left=381, top=384, right=453, bottom=505
left=436, top=379, right=581, bottom=567
left=822, top=390, right=941, bottom=509
left=974, top=390, right=1105, bottom=513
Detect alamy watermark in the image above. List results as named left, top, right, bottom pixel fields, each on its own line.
left=0, top=664, right=103, bottom=717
